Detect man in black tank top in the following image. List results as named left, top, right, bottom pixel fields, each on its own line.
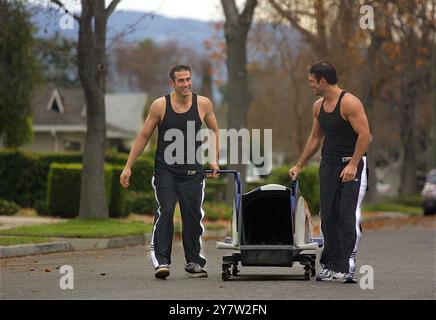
left=120, top=65, right=220, bottom=279
left=289, top=62, right=371, bottom=283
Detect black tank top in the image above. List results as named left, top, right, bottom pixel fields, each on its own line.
left=154, top=93, right=204, bottom=175
left=318, top=91, right=359, bottom=162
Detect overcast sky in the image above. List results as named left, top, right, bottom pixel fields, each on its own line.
left=115, top=0, right=224, bottom=21
left=35, top=0, right=246, bottom=22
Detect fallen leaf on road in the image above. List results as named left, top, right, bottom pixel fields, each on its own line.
left=44, top=268, right=51, bottom=272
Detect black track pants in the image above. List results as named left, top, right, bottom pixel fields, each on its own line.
left=149, top=170, right=206, bottom=268
left=319, top=157, right=368, bottom=274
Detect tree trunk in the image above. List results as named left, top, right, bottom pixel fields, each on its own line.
left=77, top=1, right=111, bottom=219
left=221, top=0, right=257, bottom=201
left=399, top=84, right=418, bottom=195
left=429, top=40, right=436, bottom=169
left=362, top=34, right=382, bottom=203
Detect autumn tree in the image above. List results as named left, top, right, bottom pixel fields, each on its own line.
left=114, top=39, right=209, bottom=99
left=246, top=23, right=314, bottom=163
left=375, top=1, right=435, bottom=194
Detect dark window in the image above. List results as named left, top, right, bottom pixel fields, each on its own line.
left=64, top=140, right=81, bottom=151
left=52, top=99, right=61, bottom=112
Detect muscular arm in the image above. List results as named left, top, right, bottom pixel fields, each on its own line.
left=202, top=97, right=220, bottom=166
left=296, top=100, right=324, bottom=167
left=124, top=98, right=163, bottom=170
left=339, top=95, right=371, bottom=182
left=343, top=95, right=371, bottom=167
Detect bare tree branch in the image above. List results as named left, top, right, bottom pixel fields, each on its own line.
left=221, top=0, right=239, bottom=22
left=49, top=0, right=80, bottom=21
left=241, top=0, right=258, bottom=25
left=107, top=12, right=153, bottom=49
left=269, top=0, right=318, bottom=47
left=105, top=0, right=122, bottom=17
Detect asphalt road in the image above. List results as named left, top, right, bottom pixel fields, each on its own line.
left=1, top=224, right=435, bottom=300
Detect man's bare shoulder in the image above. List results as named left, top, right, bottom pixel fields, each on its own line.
left=313, top=98, right=323, bottom=116
left=197, top=95, right=213, bottom=106
left=342, top=93, right=364, bottom=113
left=342, top=92, right=362, bottom=104
left=149, top=97, right=166, bottom=115
left=197, top=95, right=213, bottom=111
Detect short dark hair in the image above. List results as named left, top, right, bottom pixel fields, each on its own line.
left=308, top=61, right=337, bottom=84
left=169, top=65, right=191, bottom=81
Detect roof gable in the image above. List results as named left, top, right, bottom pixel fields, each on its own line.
left=46, top=89, right=65, bottom=113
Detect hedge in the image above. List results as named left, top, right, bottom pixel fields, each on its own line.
left=0, top=198, right=21, bottom=216
left=46, top=163, right=113, bottom=218
left=202, top=201, right=232, bottom=221
left=204, top=179, right=266, bottom=203
left=0, top=151, right=41, bottom=208
left=0, top=150, right=155, bottom=212
left=109, top=165, right=127, bottom=217
left=125, top=191, right=157, bottom=216
left=267, top=165, right=320, bottom=215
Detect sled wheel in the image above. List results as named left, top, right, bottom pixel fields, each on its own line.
left=222, top=272, right=230, bottom=281
left=232, top=266, right=239, bottom=276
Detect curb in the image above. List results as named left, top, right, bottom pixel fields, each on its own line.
left=0, top=234, right=150, bottom=258
left=0, top=242, right=73, bottom=258
left=53, top=234, right=149, bottom=251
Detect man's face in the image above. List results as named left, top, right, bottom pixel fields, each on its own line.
left=308, top=73, right=324, bottom=96
left=170, top=70, right=192, bottom=97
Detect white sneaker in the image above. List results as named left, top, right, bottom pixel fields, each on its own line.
left=332, top=271, right=344, bottom=281
left=154, top=264, right=170, bottom=279
left=342, top=273, right=357, bottom=283
left=316, top=269, right=334, bottom=281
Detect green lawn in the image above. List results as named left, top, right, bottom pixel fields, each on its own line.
left=0, top=219, right=153, bottom=238
left=0, top=236, right=53, bottom=246
left=363, top=203, right=422, bottom=215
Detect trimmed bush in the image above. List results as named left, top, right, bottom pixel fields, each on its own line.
left=0, top=198, right=21, bottom=216
left=46, top=163, right=113, bottom=218
left=0, top=150, right=155, bottom=212
left=0, top=150, right=40, bottom=207
left=108, top=165, right=127, bottom=218
left=267, top=165, right=320, bottom=215
left=105, top=152, right=155, bottom=192
left=202, top=201, right=232, bottom=221
left=125, top=191, right=157, bottom=216
left=204, top=179, right=227, bottom=202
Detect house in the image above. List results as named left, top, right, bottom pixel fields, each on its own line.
left=15, top=84, right=147, bottom=153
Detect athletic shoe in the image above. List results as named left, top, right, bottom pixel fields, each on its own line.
left=316, top=269, right=334, bottom=281
left=332, top=271, right=345, bottom=280
left=154, top=264, right=170, bottom=279
left=185, top=262, right=208, bottom=278
left=342, top=273, right=357, bottom=283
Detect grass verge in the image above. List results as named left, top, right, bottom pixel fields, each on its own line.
left=0, top=236, right=53, bottom=246
left=0, top=219, right=153, bottom=238
left=363, top=203, right=422, bottom=215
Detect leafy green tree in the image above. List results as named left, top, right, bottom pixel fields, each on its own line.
left=34, top=33, right=80, bottom=88
left=0, top=0, right=41, bottom=148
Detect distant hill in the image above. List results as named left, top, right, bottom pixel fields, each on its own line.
left=31, top=5, right=218, bottom=54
